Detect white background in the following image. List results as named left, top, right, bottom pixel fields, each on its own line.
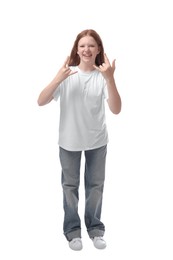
left=0, top=0, right=173, bottom=259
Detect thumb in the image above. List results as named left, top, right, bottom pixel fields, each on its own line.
left=112, top=59, right=116, bottom=71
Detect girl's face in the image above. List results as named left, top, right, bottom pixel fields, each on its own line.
left=77, top=36, right=100, bottom=65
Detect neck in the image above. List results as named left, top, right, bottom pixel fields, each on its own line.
left=78, top=62, right=95, bottom=73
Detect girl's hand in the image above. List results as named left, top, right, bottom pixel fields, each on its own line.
left=56, top=56, right=78, bottom=82
left=93, top=53, right=116, bottom=81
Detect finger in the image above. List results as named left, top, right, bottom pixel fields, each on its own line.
left=65, top=66, right=71, bottom=72
left=104, top=53, right=110, bottom=64
left=99, top=65, right=104, bottom=70
left=63, top=56, right=70, bottom=67
left=93, top=64, right=100, bottom=71
left=70, top=70, right=78, bottom=76
left=112, top=59, right=116, bottom=70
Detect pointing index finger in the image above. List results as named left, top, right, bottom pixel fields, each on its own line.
left=63, top=56, right=70, bottom=67
left=104, top=53, right=110, bottom=64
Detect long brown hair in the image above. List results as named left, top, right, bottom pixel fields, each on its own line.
left=68, top=29, right=105, bottom=66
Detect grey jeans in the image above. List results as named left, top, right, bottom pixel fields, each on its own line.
left=59, top=145, right=107, bottom=241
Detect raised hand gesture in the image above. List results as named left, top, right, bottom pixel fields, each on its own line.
left=93, top=53, right=116, bottom=81
left=56, top=56, right=78, bottom=82
left=37, top=56, right=77, bottom=106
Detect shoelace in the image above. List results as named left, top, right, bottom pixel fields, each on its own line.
left=71, top=238, right=81, bottom=243
left=94, top=236, right=104, bottom=241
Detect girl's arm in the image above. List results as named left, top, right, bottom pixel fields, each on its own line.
left=105, top=76, right=121, bottom=114
left=93, top=53, right=121, bottom=114
left=37, top=56, right=77, bottom=106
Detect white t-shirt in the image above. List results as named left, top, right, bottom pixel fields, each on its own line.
left=53, top=66, right=109, bottom=151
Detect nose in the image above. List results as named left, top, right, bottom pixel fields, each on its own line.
left=84, top=45, right=89, bottom=51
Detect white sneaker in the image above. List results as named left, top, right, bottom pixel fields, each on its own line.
left=69, top=237, right=83, bottom=251
left=92, top=236, right=107, bottom=249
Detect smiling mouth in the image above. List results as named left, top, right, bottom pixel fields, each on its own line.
left=83, top=54, right=92, bottom=58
